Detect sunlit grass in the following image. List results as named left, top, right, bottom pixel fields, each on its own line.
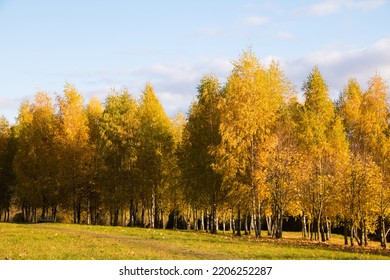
left=0, top=222, right=389, bottom=260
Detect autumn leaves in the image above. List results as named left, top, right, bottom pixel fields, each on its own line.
left=0, top=50, right=389, bottom=248
left=181, top=51, right=389, bottom=246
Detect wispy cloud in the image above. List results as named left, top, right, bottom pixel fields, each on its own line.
left=275, top=31, right=295, bottom=40
left=195, top=27, right=220, bottom=37
left=294, top=0, right=340, bottom=16
left=195, top=27, right=219, bottom=37
left=114, top=57, right=232, bottom=115
left=242, top=16, right=269, bottom=26
left=349, top=0, right=387, bottom=9
left=284, top=37, right=390, bottom=99
left=293, top=0, right=387, bottom=16
left=241, top=1, right=284, bottom=14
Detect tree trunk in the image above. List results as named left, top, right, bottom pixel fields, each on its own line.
left=187, top=205, right=191, bottom=230
left=141, top=202, right=145, bottom=227
left=237, top=207, right=242, bottom=236
left=86, top=197, right=90, bottom=225
left=358, top=220, right=363, bottom=246
left=77, top=202, right=81, bottom=224
left=129, top=199, right=134, bottom=227
left=113, top=208, right=119, bottom=226
left=173, top=209, right=178, bottom=230
left=201, top=209, right=205, bottom=231
left=151, top=190, right=156, bottom=229
left=161, top=209, right=165, bottom=229
left=32, top=207, right=36, bottom=223
left=381, top=216, right=387, bottom=248
left=41, top=203, right=46, bottom=220
left=21, top=203, right=24, bottom=222
left=231, top=210, right=235, bottom=235
left=247, top=214, right=251, bottom=235
left=52, top=205, right=57, bottom=221
left=208, top=210, right=212, bottom=232
left=211, top=190, right=217, bottom=234
left=193, top=206, right=198, bottom=231
left=343, top=218, right=348, bottom=245
left=275, top=211, right=283, bottom=239
left=266, top=216, right=272, bottom=236
left=251, top=189, right=257, bottom=236
left=73, top=197, right=77, bottom=224
left=325, top=216, right=330, bottom=241
left=310, top=220, right=314, bottom=241
left=320, top=220, right=326, bottom=242
left=301, top=214, right=307, bottom=238
left=256, top=202, right=261, bottom=238
left=244, top=213, right=249, bottom=235
left=317, top=214, right=322, bottom=242
left=223, top=213, right=226, bottom=234
left=216, top=213, right=219, bottom=232
left=205, top=210, right=208, bottom=232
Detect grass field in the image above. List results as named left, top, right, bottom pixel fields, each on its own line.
left=1, top=222, right=389, bottom=260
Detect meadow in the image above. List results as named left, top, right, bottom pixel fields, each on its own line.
left=0, top=222, right=389, bottom=260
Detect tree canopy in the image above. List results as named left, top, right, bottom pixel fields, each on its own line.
left=1, top=50, right=389, bottom=247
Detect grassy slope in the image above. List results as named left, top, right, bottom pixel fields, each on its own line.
left=0, top=222, right=389, bottom=260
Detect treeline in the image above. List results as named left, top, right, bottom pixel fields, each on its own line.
left=0, top=51, right=389, bottom=248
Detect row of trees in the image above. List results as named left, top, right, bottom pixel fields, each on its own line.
left=0, top=51, right=389, bottom=248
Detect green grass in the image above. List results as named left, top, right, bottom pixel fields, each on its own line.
left=0, top=222, right=389, bottom=260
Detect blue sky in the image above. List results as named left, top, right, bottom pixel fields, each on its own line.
left=1, top=0, right=389, bottom=123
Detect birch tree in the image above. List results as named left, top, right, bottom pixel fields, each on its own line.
left=179, top=75, right=222, bottom=233
left=0, top=117, right=16, bottom=221
left=298, top=67, right=349, bottom=241
left=136, top=83, right=173, bottom=228
left=85, top=97, right=104, bottom=224
left=360, top=75, right=390, bottom=248
left=215, top=51, right=289, bottom=237
left=14, top=93, right=58, bottom=222
left=56, top=84, right=90, bottom=224
left=265, top=100, right=302, bottom=238
left=99, top=89, right=139, bottom=226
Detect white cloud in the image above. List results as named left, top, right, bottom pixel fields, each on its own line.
left=349, top=0, right=387, bottom=9
left=296, top=1, right=340, bottom=16
left=241, top=1, right=284, bottom=14
left=284, top=38, right=390, bottom=99
left=0, top=96, right=16, bottom=109
left=115, top=57, right=232, bottom=116
left=276, top=31, right=295, bottom=40
left=158, top=91, right=190, bottom=114
left=242, top=16, right=269, bottom=26
left=195, top=27, right=219, bottom=37
left=293, top=0, right=387, bottom=16
left=0, top=95, right=32, bottom=122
